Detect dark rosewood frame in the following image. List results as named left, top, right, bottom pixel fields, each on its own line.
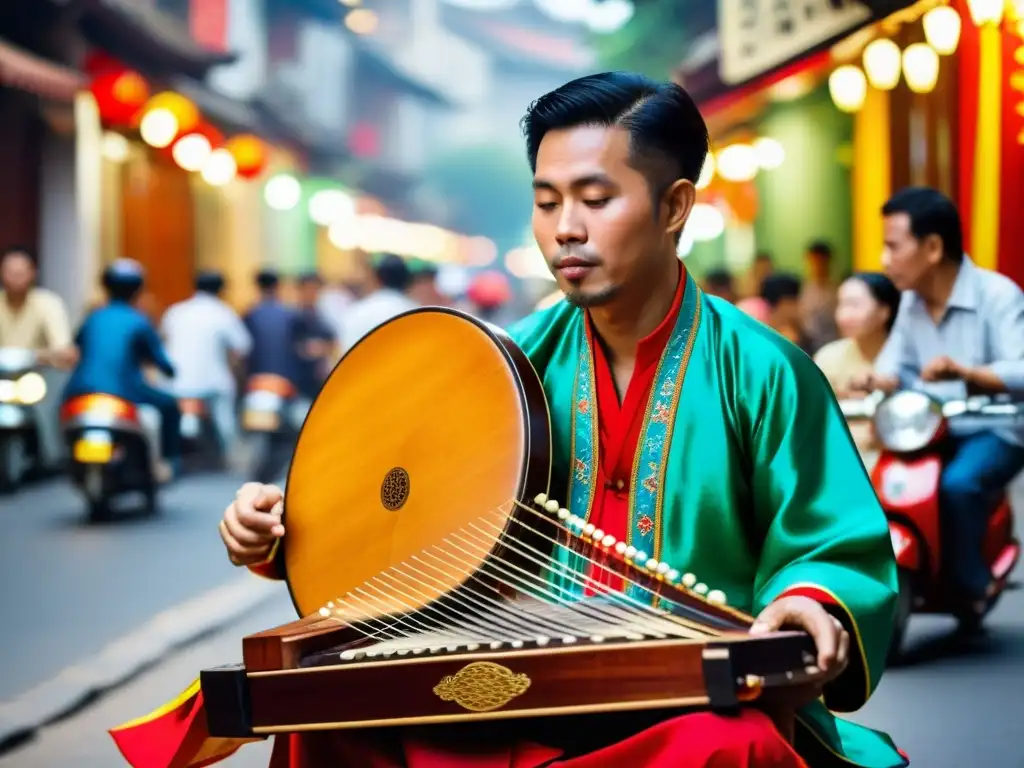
left=202, top=631, right=819, bottom=738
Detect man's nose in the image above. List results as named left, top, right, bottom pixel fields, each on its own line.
left=555, top=202, right=587, bottom=246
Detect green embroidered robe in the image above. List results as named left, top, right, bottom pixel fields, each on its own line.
left=506, top=271, right=904, bottom=768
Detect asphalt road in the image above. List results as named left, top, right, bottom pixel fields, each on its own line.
left=2, top=478, right=1021, bottom=767
left=0, top=470, right=250, bottom=703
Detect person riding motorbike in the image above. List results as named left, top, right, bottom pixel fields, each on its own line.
left=63, top=260, right=181, bottom=482
left=162, top=270, right=252, bottom=455
left=852, top=186, right=1024, bottom=623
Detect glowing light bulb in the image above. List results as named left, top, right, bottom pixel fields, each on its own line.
left=139, top=108, right=178, bottom=148
left=264, top=174, right=301, bottom=211
left=902, top=43, right=940, bottom=94
left=687, top=203, right=725, bottom=242
left=863, top=38, right=902, bottom=90
left=201, top=148, right=237, bottom=186
left=171, top=133, right=212, bottom=172
left=716, top=144, right=758, bottom=182
left=923, top=6, right=962, bottom=55
left=753, top=137, right=785, bottom=170
left=829, top=66, right=867, bottom=113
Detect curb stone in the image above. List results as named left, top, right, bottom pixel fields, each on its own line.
left=0, top=574, right=279, bottom=749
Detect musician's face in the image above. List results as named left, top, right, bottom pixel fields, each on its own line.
left=531, top=125, right=693, bottom=308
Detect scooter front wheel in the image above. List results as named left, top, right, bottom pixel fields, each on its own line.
left=888, top=569, right=913, bottom=664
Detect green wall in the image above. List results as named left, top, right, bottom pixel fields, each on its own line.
left=685, top=83, right=854, bottom=283
left=753, top=84, right=854, bottom=280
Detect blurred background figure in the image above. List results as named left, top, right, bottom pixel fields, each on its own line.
left=814, top=272, right=901, bottom=397
left=736, top=296, right=771, bottom=324
left=161, top=271, right=252, bottom=459
left=0, top=246, right=76, bottom=369
left=800, top=240, right=839, bottom=353
left=407, top=259, right=449, bottom=307
left=0, top=246, right=77, bottom=474
left=339, top=254, right=417, bottom=352
left=703, top=268, right=736, bottom=303
left=64, top=260, right=179, bottom=482
left=760, top=273, right=810, bottom=351
left=243, top=269, right=305, bottom=396
left=466, top=269, right=513, bottom=324
left=316, top=279, right=358, bottom=349
left=294, top=271, right=337, bottom=409
left=740, top=251, right=774, bottom=298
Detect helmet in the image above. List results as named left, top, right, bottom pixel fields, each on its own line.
left=102, top=259, right=145, bottom=302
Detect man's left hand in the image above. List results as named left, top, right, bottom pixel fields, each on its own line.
left=921, top=355, right=966, bottom=382
left=751, top=596, right=849, bottom=679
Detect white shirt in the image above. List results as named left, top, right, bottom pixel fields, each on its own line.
left=340, top=289, right=417, bottom=351
left=161, top=293, right=252, bottom=396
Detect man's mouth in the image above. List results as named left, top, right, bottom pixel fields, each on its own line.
left=555, top=256, right=598, bottom=280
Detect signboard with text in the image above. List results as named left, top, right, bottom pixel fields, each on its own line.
left=717, top=0, right=872, bottom=85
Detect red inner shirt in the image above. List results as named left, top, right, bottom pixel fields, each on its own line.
left=584, top=266, right=686, bottom=544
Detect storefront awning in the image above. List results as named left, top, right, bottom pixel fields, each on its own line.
left=170, top=77, right=262, bottom=134
left=0, top=37, right=85, bottom=102
left=352, top=39, right=453, bottom=108
left=683, top=0, right=921, bottom=107
left=77, top=0, right=235, bottom=80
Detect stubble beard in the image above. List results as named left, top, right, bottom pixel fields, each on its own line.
left=563, top=283, right=622, bottom=309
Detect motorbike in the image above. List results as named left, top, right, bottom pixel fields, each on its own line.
left=840, top=390, right=1022, bottom=659
left=61, top=393, right=159, bottom=521
left=0, top=348, right=50, bottom=492
left=179, top=396, right=225, bottom=472
left=241, top=374, right=302, bottom=484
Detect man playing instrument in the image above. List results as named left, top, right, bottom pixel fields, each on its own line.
left=112, top=73, right=905, bottom=768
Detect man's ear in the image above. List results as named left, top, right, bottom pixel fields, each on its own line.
left=663, top=179, right=696, bottom=239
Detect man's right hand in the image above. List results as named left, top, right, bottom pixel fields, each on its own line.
left=847, top=371, right=900, bottom=395
left=220, top=483, right=285, bottom=566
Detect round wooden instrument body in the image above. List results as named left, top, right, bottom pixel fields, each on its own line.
left=282, top=308, right=551, bottom=619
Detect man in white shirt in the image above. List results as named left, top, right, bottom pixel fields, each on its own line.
left=339, top=254, right=417, bottom=352
left=161, top=271, right=252, bottom=453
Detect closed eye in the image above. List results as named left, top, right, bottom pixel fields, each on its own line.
left=535, top=202, right=558, bottom=212
left=584, top=198, right=610, bottom=209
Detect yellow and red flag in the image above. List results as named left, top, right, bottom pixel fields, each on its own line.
left=109, top=678, right=260, bottom=768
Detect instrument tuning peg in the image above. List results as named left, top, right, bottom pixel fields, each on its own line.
left=544, top=499, right=560, bottom=513
left=534, top=493, right=549, bottom=506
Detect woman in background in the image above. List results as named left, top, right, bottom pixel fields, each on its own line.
left=814, top=272, right=901, bottom=470
left=814, top=272, right=901, bottom=395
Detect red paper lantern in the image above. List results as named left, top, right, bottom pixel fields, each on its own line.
left=91, top=70, right=150, bottom=126
left=225, top=134, right=268, bottom=179
left=467, top=270, right=512, bottom=309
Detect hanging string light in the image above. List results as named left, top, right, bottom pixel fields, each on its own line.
left=863, top=38, right=903, bottom=90
left=923, top=6, right=962, bottom=55
left=829, top=66, right=868, bottom=113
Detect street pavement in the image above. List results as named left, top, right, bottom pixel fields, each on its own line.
left=0, top=470, right=251, bottom=703
left=0, top=477, right=1021, bottom=766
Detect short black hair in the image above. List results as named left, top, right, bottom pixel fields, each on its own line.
left=704, top=268, right=733, bottom=289
left=807, top=241, right=833, bottom=260
left=521, top=71, right=709, bottom=198
left=881, top=186, right=963, bottom=263
left=196, top=270, right=225, bottom=295
left=256, top=269, right=279, bottom=291
left=849, top=271, right=902, bottom=334
left=374, top=254, right=412, bottom=292
left=1, top=245, right=37, bottom=266
left=760, top=273, right=802, bottom=307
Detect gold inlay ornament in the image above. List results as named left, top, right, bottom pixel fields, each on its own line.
left=433, top=662, right=531, bottom=712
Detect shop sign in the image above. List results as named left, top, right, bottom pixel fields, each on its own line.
left=718, top=0, right=872, bottom=85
